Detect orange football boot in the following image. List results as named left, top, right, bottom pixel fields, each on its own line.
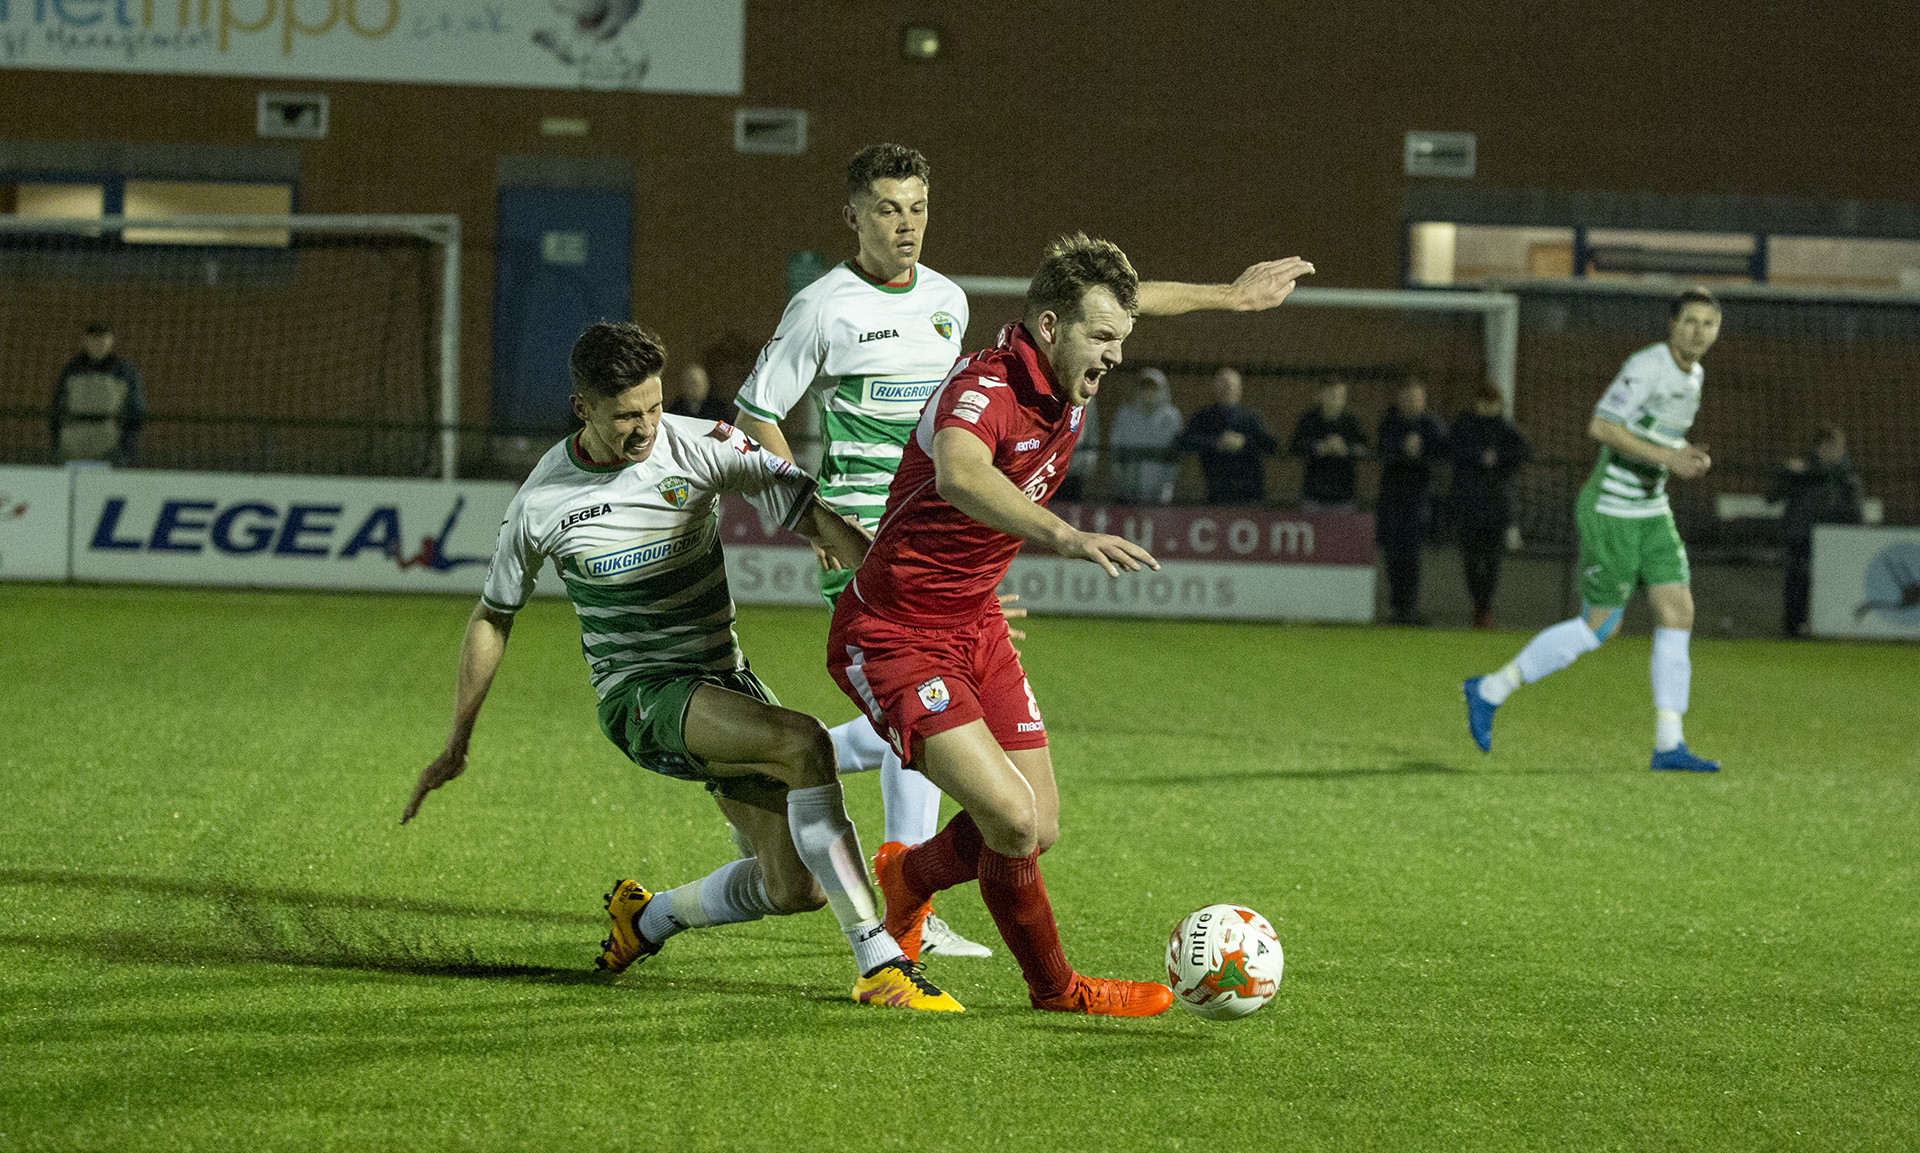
left=872, top=841, right=932, bottom=963
left=1031, top=975, right=1175, bottom=1017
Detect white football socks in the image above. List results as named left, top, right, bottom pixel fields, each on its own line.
left=880, top=747, right=942, bottom=846
left=832, top=717, right=943, bottom=847
left=828, top=716, right=891, bottom=775
left=1651, top=627, right=1692, bottom=751
left=1478, top=617, right=1602, bottom=705
left=785, top=781, right=903, bottom=975
left=638, top=857, right=778, bottom=944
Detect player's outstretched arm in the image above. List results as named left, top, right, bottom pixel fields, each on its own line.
left=933, top=427, right=1158, bottom=577
left=1138, top=257, right=1315, bottom=316
left=1587, top=416, right=1711, bottom=479
left=732, top=408, right=799, bottom=466
left=403, top=602, right=515, bottom=824
left=796, top=495, right=873, bottom=572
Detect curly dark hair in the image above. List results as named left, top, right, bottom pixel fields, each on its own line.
left=569, top=321, right=667, bottom=401
left=845, top=143, right=930, bottom=203
left=1025, top=232, right=1140, bottom=325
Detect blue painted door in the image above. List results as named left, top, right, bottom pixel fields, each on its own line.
left=491, top=186, right=633, bottom=434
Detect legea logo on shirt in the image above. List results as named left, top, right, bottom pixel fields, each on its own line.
left=868, top=379, right=940, bottom=404
left=581, top=530, right=702, bottom=578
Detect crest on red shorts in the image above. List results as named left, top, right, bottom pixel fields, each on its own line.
left=916, top=677, right=951, bottom=713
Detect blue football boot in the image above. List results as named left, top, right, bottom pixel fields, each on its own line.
left=1462, top=677, right=1498, bottom=753
left=1650, top=743, right=1720, bottom=772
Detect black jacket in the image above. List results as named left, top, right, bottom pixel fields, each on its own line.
left=1178, top=403, right=1279, bottom=504
left=1376, top=409, right=1449, bottom=500
left=1766, top=456, right=1864, bottom=549
left=1287, top=409, right=1368, bottom=505
left=1449, top=411, right=1531, bottom=528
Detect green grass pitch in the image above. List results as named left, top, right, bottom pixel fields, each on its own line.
left=1, top=583, right=1915, bottom=1151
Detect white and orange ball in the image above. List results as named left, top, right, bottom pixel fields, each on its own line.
left=1165, top=904, right=1283, bottom=1020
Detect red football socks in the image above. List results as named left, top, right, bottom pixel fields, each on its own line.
left=977, top=846, right=1075, bottom=1000
left=901, top=809, right=984, bottom=898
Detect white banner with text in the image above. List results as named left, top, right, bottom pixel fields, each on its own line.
left=717, top=497, right=1377, bottom=622
left=1811, top=524, right=1920, bottom=640
left=0, top=465, right=73, bottom=581
left=0, top=0, right=742, bottom=93
left=68, top=468, right=566, bottom=595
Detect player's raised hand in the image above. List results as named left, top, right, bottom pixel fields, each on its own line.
left=1225, top=257, right=1315, bottom=312
left=403, top=744, right=468, bottom=824
left=1058, top=530, right=1159, bottom=577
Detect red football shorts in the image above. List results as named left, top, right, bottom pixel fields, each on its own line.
left=827, top=601, right=1047, bottom=765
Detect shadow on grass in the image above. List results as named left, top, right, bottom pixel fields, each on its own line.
left=0, top=931, right=579, bottom=981
left=1019, top=1017, right=1218, bottom=1044
left=1112, top=759, right=1466, bottom=787
left=1, top=867, right=875, bottom=1010
left=0, top=866, right=607, bottom=983
left=0, top=867, right=602, bottom=926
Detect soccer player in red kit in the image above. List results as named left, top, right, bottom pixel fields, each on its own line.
left=828, top=233, right=1309, bottom=1015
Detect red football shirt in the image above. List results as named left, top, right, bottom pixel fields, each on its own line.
left=849, top=321, right=1087, bottom=628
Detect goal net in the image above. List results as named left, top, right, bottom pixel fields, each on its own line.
left=0, top=215, right=460, bottom=478
left=1498, top=280, right=1920, bottom=548
left=956, top=276, right=1920, bottom=550
left=953, top=276, right=1518, bottom=508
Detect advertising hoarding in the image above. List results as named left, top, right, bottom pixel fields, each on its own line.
left=718, top=497, right=1376, bottom=622
left=1811, top=524, right=1920, bottom=640
left=0, top=0, right=742, bottom=94
left=0, top=465, right=72, bottom=581
left=69, top=468, right=562, bottom=596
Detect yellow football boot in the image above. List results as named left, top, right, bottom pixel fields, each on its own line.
left=595, top=879, right=663, bottom=974
left=851, top=957, right=965, bottom=1011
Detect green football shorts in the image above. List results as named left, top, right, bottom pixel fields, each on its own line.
left=818, top=564, right=855, bottom=610
left=595, top=665, right=784, bottom=800
left=1575, top=483, right=1690, bottom=608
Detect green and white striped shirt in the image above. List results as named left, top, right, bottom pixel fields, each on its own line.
left=1588, top=342, right=1704, bottom=519
left=734, top=261, right=968, bottom=529
left=482, top=417, right=816, bottom=698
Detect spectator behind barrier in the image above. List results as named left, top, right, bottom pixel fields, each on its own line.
left=52, top=322, right=145, bottom=466
left=1375, top=379, right=1448, bottom=626
left=1107, top=368, right=1181, bottom=505
left=1450, top=383, right=1531, bottom=629
left=1287, top=379, right=1367, bottom=511
left=1177, top=367, right=1277, bottom=505
left=1768, top=423, right=1864, bottom=637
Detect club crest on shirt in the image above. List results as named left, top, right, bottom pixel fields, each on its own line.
left=916, top=677, right=951, bottom=713
left=656, top=476, right=693, bottom=509
left=930, top=311, right=958, bottom=340
left=1069, top=406, right=1084, bottom=432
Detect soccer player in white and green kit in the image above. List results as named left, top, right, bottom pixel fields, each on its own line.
left=403, top=321, right=961, bottom=1010
left=1464, top=287, right=1723, bottom=772
left=734, top=143, right=1314, bottom=955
